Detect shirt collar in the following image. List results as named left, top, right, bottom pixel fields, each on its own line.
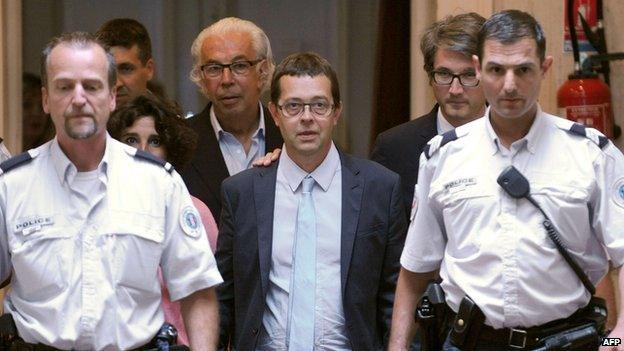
left=50, top=134, right=110, bottom=185
left=484, top=104, right=544, bottom=155
left=209, top=101, right=266, bottom=140
left=279, top=142, right=341, bottom=193
left=436, top=108, right=455, bottom=134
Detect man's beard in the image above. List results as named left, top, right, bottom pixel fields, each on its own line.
left=65, top=116, right=97, bottom=139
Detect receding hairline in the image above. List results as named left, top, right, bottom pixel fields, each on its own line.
left=44, top=42, right=113, bottom=82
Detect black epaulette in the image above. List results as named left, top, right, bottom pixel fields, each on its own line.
left=134, top=149, right=175, bottom=173
left=424, top=129, right=459, bottom=159
left=567, top=123, right=609, bottom=149
left=0, top=151, right=34, bottom=174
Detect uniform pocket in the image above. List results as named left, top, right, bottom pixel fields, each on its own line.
left=431, top=175, right=498, bottom=259
left=10, top=227, right=73, bottom=300
left=529, top=172, right=592, bottom=252
left=103, top=212, right=164, bottom=292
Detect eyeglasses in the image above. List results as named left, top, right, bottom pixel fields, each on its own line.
left=277, top=101, right=335, bottom=118
left=431, top=70, right=479, bottom=87
left=200, top=59, right=263, bottom=78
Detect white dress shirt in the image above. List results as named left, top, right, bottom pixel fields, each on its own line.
left=436, top=108, right=455, bottom=135
left=402, top=106, right=624, bottom=328
left=0, top=136, right=223, bottom=350
left=210, top=102, right=266, bottom=176
left=257, top=143, right=351, bottom=350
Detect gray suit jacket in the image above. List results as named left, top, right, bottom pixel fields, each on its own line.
left=216, top=150, right=407, bottom=351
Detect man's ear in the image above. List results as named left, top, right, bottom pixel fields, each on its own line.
left=109, top=86, right=117, bottom=111
left=145, top=58, right=155, bottom=81
left=257, top=60, right=269, bottom=90
left=268, top=101, right=281, bottom=129
left=42, top=86, right=50, bottom=114
left=332, top=103, right=343, bottom=126
left=541, top=55, right=553, bottom=77
left=472, top=54, right=482, bottom=80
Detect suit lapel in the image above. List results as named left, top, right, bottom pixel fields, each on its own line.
left=263, top=104, right=284, bottom=151
left=254, top=162, right=279, bottom=296
left=339, top=151, right=363, bottom=297
left=190, top=103, right=230, bottom=197
left=419, top=104, right=439, bottom=142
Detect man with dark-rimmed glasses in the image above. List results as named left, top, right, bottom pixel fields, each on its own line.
left=181, top=17, right=283, bottom=225
left=371, top=13, right=487, bottom=222
left=216, top=52, right=407, bottom=350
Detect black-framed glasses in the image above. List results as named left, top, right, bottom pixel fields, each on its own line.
left=431, top=70, right=479, bottom=87
left=200, top=59, right=263, bottom=78
left=277, top=101, right=335, bottom=118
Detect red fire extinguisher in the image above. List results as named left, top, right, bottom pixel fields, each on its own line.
left=558, top=0, right=615, bottom=139
left=557, top=72, right=614, bottom=138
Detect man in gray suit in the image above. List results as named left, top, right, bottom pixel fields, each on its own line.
left=216, top=52, right=407, bottom=350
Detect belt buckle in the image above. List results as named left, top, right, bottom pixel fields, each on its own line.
left=508, top=328, right=527, bottom=349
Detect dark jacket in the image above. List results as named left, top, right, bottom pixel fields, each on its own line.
left=180, top=103, right=283, bottom=225
left=216, top=150, right=407, bottom=350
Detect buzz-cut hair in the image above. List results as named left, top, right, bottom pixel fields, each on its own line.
left=477, top=9, right=546, bottom=63
left=96, top=18, right=152, bottom=64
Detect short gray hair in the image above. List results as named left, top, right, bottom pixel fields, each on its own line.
left=41, top=31, right=116, bottom=89
left=189, top=17, right=274, bottom=96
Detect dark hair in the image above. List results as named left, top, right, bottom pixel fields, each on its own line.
left=421, top=12, right=485, bottom=74
left=96, top=18, right=152, bottom=64
left=41, top=31, right=116, bottom=89
left=270, top=52, right=340, bottom=106
left=477, top=9, right=546, bottom=62
left=108, top=94, right=198, bottom=169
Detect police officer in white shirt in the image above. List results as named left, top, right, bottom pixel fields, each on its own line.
left=389, top=10, right=624, bottom=351
left=0, top=32, right=222, bottom=351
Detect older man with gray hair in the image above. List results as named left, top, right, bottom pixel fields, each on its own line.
left=181, top=17, right=283, bottom=224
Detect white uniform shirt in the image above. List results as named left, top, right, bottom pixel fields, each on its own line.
left=401, top=106, right=624, bottom=329
left=257, top=143, right=350, bottom=350
left=0, top=136, right=223, bottom=350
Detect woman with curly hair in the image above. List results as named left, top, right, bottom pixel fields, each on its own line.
left=108, top=94, right=217, bottom=346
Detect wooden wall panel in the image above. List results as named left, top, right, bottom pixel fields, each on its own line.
left=1, top=0, right=22, bottom=154
left=410, top=0, right=436, bottom=119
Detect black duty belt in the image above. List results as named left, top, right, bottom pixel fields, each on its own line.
left=447, top=300, right=601, bottom=350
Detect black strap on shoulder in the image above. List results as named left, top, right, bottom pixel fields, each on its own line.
left=0, top=152, right=33, bottom=173
left=423, top=144, right=432, bottom=159
left=424, top=129, right=458, bottom=160
left=440, top=129, right=458, bottom=148
left=598, top=135, right=609, bottom=149
left=569, top=122, right=587, bottom=137
left=134, top=149, right=174, bottom=173
left=569, top=123, right=609, bottom=149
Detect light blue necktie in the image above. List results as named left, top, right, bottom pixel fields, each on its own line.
left=288, top=175, right=317, bottom=350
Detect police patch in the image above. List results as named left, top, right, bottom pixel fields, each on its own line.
left=180, top=206, right=201, bottom=237
left=613, top=178, right=624, bottom=209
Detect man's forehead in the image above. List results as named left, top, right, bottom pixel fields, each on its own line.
left=201, top=31, right=255, bottom=61
left=481, top=38, right=539, bottom=63
left=110, top=44, right=142, bottom=62
left=280, top=74, right=332, bottom=98
left=47, top=44, right=109, bottom=80
left=433, top=48, right=474, bottom=70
